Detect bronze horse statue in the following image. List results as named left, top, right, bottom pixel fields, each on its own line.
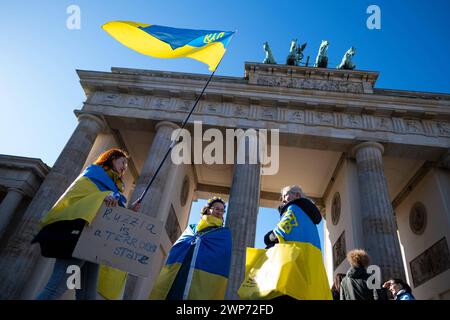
left=286, top=39, right=307, bottom=66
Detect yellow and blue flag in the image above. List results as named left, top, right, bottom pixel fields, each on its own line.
left=40, top=164, right=126, bottom=227
left=38, top=164, right=128, bottom=300
left=238, top=202, right=332, bottom=300
left=149, top=224, right=232, bottom=300
left=102, top=21, right=235, bottom=71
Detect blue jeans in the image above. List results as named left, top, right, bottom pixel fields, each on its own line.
left=36, top=258, right=99, bottom=300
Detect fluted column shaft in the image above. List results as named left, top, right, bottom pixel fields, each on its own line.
left=0, top=188, right=26, bottom=239
left=225, top=161, right=261, bottom=299
left=0, top=113, right=106, bottom=299
left=123, top=121, right=179, bottom=299
left=353, top=142, right=405, bottom=281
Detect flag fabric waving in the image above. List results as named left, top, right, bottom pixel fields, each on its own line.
left=102, top=21, right=235, bottom=71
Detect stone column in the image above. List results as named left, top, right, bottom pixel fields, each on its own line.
left=123, top=121, right=180, bottom=299
left=225, top=132, right=261, bottom=300
left=352, top=141, right=406, bottom=281
left=0, top=188, right=26, bottom=239
left=0, top=113, right=106, bottom=299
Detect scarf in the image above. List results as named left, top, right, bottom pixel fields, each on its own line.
left=197, top=214, right=223, bottom=232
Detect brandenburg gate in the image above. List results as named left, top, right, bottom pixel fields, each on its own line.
left=0, top=62, right=449, bottom=300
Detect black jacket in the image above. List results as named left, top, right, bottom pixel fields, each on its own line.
left=264, top=198, right=322, bottom=249
left=340, top=267, right=387, bottom=300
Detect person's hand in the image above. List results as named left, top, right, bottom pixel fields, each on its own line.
left=130, top=201, right=141, bottom=212
left=382, top=281, right=390, bottom=289
left=104, top=194, right=118, bottom=207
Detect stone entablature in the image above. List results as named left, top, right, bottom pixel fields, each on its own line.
left=78, top=63, right=450, bottom=154
left=0, top=155, right=50, bottom=197
left=78, top=65, right=450, bottom=121
left=245, top=62, right=379, bottom=94
left=85, top=91, right=450, bottom=140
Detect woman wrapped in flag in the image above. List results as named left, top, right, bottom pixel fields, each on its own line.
left=150, top=196, right=232, bottom=300
left=238, top=185, right=332, bottom=300
left=33, top=148, right=140, bottom=300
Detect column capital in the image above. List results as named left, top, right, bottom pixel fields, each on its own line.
left=155, top=121, right=180, bottom=131
left=352, top=141, right=384, bottom=158
left=76, top=112, right=107, bottom=133
left=6, top=187, right=26, bottom=196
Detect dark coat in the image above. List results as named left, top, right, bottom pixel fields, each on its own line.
left=340, top=267, right=386, bottom=300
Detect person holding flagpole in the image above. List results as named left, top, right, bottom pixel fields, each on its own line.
left=98, top=21, right=236, bottom=300
left=33, top=148, right=140, bottom=300
left=149, top=196, right=232, bottom=300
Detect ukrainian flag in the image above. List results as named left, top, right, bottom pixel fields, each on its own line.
left=238, top=204, right=332, bottom=300
left=102, top=21, right=235, bottom=71
left=40, top=164, right=126, bottom=227
left=39, top=164, right=128, bottom=300
left=149, top=225, right=232, bottom=300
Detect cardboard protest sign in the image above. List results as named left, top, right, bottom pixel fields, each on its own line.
left=72, top=204, right=163, bottom=277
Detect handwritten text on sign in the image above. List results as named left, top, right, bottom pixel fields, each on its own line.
left=72, top=205, right=163, bottom=277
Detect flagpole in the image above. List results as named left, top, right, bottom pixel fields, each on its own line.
left=132, top=37, right=235, bottom=206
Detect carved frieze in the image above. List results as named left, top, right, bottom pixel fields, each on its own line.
left=255, top=75, right=364, bottom=94
left=287, top=110, right=305, bottom=123
left=151, top=97, right=171, bottom=110
left=100, top=93, right=121, bottom=104
left=410, top=237, right=450, bottom=288
left=202, top=102, right=223, bottom=115
left=258, top=107, right=277, bottom=120
left=314, top=111, right=334, bottom=126
left=374, top=117, right=394, bottom=131
left=176, top=99, right=192, bottom=112
left=404, top=119, right=424, bottom=134
left=231, top=105, right=250, bottom=118
left=126, top=95, right=145, bottom=107
left=333, top=231, right=346, bottom=271
left=343, top=114, right=364, bottom=129
left=434, top=121, right=450, bottom=136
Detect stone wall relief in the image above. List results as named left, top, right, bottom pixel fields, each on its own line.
left=343, top=114, right=363, bottom=128
left=151, top=97, right=171, bottom=110
left=259, top=107, right=277, bottom=120
left=176, top=99, right=192, bottom=112
left=374, top=117, right=394, bottom=131
left=255, top=75, right=364, bottom=93
left=232, top=105, right=250, bottom=118
left=202, top=102, right=223, bottom=115
left=287, top=110, right=305, bottom=123
left=101, top=93, right=121, bottom=104
left=434, top=122, right=450, bottom=136
left=126, top=95, right=145, bottom=107
left=314, top=111, right=334, bottom=126
left=404, top=119, right=424, bottom=134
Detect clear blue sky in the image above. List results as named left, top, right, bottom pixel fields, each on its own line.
left=1, top=1, right=449, bottom=249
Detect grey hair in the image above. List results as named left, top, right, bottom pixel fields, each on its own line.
left=281, top=185, right=315, bottom=204
left=281, top=185, right=305, bottom=198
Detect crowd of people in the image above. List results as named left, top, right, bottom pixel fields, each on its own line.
left=31, top=148, right=416, bottom=300
left=331, top=249, right=415, bottom=300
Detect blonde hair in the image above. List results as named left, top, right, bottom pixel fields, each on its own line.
left=347, top=249, right=370, bottom=268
